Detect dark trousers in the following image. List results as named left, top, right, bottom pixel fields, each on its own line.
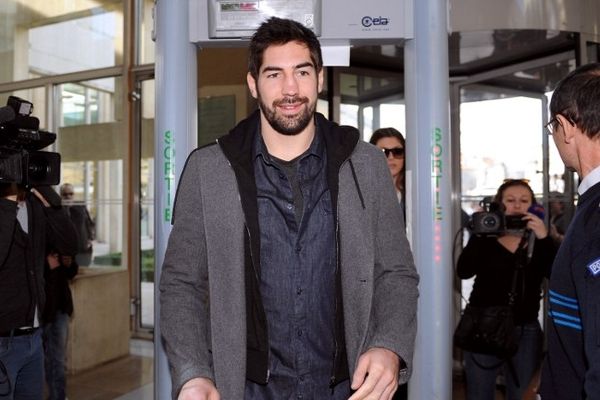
left=0, top=329, right=44, bottom=400
left=43, top=312, right=70, bottom=400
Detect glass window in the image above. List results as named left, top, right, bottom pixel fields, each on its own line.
left=56, top=77, right=124, bottom=268
left=140, top=79, right=155, bottom=327
left=0, top=1, right=124, bottom=84
left=139, top=0, right=156, bottom=64
left=460, top=93, right=545, bottom=206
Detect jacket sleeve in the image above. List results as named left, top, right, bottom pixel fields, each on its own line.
left=159, top=151, right=214, bottom=399
left=0, top=198, right=18, bottom=267
left=532, top=236, right=557, bottom=278
left=44, top=205, right=79, bottom=257
left=364, top=151, right=419, bottom=385
left=582, top=232, right=600, bottom=397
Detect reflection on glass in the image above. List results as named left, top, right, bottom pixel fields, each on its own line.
left=57, top=77, right=123, bottom=269
left=140, top=79, right=155, bottom=328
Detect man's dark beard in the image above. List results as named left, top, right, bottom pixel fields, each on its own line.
left=258, top=95, right=315, bottom=136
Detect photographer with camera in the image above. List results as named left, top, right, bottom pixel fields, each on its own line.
left=0, top=183, right=78, bottom=399
left=0, top=96, right=78, bottom=399
left=456, top=179, right=557, bottom=400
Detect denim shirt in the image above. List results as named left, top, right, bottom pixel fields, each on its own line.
left=245, top=130, right=350, bottom=399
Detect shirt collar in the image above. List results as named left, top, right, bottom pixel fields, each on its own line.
left=578, top=164, right=600, bottom=195
left=253, top=123, right=324, bottom=164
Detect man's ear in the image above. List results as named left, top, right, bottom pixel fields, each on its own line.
left=317, top=69, right=324, bottom=93
left=247, top=72, right=258, bottom=99
left=557, top=114, right=577, bottom=143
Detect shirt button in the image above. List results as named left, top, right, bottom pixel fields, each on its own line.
left=297, top=330, right=302, bottom=337
left=279, top=173, right=286, bottom=179
left=286, top=203, right=293, bottom=210
left=296, top=287, right=302, bottom=295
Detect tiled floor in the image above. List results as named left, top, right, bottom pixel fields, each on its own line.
left=67, top=355, right=153, bottom=400
left=64, top=341, right=522, bottom=400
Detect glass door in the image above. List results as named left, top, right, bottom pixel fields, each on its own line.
left=132, top=73, right=155, bottom=336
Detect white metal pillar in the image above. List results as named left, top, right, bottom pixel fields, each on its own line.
left=404, top=0, right=453, bottom=398
left=154, top=1, right=198, bottom=398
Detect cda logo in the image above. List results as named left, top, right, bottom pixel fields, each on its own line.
left=361, top=16, right=389, bottom=27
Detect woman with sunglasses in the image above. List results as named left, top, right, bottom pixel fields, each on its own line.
left=369, top=128, right=406, bottom=214
left=369, top=127, right=408, bottom=400
left=457, top=179, right=557, bottom=400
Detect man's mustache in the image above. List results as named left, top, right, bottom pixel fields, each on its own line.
left=273, top=96, right=309, bottom=107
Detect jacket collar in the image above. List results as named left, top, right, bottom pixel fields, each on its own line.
left=217, top=109, right=360, bottom=167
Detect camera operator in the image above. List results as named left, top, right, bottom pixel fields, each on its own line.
left=456, top=179, right=557, bottom=400
left=0, top=182, right=78, bottom=399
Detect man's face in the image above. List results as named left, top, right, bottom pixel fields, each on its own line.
left=247, top=41, right=323, bottom=136
left=60, top=184, right=74, bottom=204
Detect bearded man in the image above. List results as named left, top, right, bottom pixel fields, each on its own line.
left=159, top=17, right=419, bottom=400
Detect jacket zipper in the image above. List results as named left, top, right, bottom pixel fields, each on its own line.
left=330, top=208, right=340, bottom=387
left=218, top=138, right=270, bottom=383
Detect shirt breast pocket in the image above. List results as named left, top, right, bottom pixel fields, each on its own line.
left=318, top=194, right=332, bottom=215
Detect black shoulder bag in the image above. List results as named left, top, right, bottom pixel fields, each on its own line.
left=454, top=232, right=529, bottom=359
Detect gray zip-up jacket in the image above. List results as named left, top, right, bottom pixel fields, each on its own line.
left=159, top=111, right=419, bottom=399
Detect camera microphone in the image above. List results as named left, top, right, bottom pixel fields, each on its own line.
left=528, top=204, right=545, bottom=220
left=0, top=106, right=16, bottom=124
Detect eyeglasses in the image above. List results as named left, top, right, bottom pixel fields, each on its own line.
left=62, top=192, right=74, bottom=197
left=544, top=117, right=559, bottom=135
left=381, top=147, right=405, bottom=159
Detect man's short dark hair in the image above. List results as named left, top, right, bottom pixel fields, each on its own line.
left=550, top=62, right=600, bottom=139
left=248, top=17, right=323, bottom=80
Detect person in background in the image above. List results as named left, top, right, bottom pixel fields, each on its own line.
left=457, top=179, right=556, bottom=400
left=369, top=128, right=406, bottom=213
left=0, top=183, right=78, bottom=400
left=159, top=17, right=419, bottom=400
left=369, top=127, right=409, bottom=400
left=548, top=191, right=570, bottom=245
left=42, top=249, right=79, bottom=400
left=60, top=183, right=95, bottom=266
left=539, top=62, right=600, bottom=399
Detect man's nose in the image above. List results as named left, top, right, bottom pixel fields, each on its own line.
left=282, top=73, right=299, bottom=95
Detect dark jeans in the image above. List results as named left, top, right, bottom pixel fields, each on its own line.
left=43, top=313, right=69, bottom=400
left=463, top=321, right=543, bottom=400
left=0, top=328, right=44, bottom=400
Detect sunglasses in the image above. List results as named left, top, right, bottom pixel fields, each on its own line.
left=503, top=178, right=530, bottom=184
left=381, top=147, right=405, bottom=159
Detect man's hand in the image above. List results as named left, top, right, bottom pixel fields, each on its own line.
left=30, top=188, right=51, bottom=207
left=349, top=347, right=400, bottom=400
left=178, top=377, right=220, bottom=400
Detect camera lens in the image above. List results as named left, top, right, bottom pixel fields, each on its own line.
left=482, top=215, right=498, bottom=228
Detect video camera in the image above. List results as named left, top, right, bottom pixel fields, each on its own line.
left=469, top=199, right=528, bottom=236
left=0, top=96, right=60, bottom=187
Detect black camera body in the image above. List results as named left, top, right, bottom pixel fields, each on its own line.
left=0, top=96, right=61, bottom=187
left=470, top=201, right=528, bottom=236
